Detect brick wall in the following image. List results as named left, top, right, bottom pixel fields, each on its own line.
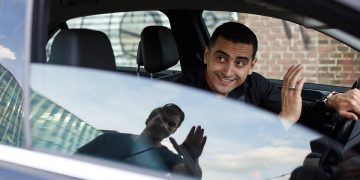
left=238, top=14, right=360, bottom=87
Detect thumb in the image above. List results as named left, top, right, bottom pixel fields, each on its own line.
left=169, top=137, right=181, bottom=153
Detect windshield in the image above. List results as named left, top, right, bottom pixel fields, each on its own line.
left=29, top=64, right=324, bottom=179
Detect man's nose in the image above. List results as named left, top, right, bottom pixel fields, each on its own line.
left=222, top=63, right=233, bottom=77
left=159, top=120, right=169, bottom=129
left=159, top=122, right=172, bottom=135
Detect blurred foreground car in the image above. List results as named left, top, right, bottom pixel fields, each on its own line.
left=0, top=0, right=359, bottom=179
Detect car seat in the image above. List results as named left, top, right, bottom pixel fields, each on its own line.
left=136, top=41, right=144, bottom=76
left=137, top=26, right=181, bottom=80
left=48, top=29, right=116, bottom=71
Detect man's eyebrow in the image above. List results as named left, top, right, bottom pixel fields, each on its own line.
left=237, top=56, right=250, bottom=62
left=214, top=50, right=250, bottom=62
left=214, top=50, right=230, bottom=58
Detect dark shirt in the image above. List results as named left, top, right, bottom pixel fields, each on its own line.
left=177, top=65, right=332, bottom=133
left=77, top=132, right=183, bottom=172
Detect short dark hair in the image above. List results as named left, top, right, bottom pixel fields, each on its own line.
left=146, top=103, right=185, bottom=127
left=209, top=22, right=258, bottom=59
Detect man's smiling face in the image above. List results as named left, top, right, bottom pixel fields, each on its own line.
left=204, top=36, right=257, bottom=96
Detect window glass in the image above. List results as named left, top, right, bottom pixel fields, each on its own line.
left=31, top=64, right=323, bottom=179
left=0, top=67, right=23, bottom=146
left=203, top=11, right=360, bottom=87
left=30, top=91, right=102, bottom=154
left=0, top=0, right=26, bottom=147
left=47, top=11, right=181, bottom=70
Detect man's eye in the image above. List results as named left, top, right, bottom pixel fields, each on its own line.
left=235, top=60, right=247, bottom=66
left=216, top=56, right=225, bottom=62
left=168, top=122, right=176, bottom=127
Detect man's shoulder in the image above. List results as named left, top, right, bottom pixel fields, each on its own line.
left=249, top=72, right=267, bottom=81
left=100, top=131, right=132, bottom=140
left=176, top=72, right=197, bottom=86
left=247, top=72, right=273, bottom=86
left=245, top=72, right=277, bottom=96
left=176, top=64, right=206, bottom=86
left=175, top=74, right=192, bottom=84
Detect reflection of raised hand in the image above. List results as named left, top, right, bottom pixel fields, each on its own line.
left=170, top=126, right=207, bottom=177
left=279, top=64, right=305, bottom=123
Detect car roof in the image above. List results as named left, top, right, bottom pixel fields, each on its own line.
left=49, top=0, right=360, bottom=37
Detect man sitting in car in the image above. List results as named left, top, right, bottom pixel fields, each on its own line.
left=76, top=103, right=206, bottom=178
left=177, top=22, right=360, bottom=132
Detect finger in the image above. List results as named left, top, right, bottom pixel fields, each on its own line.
left=200, top=136, right=207, bottom=150
left=344, top=91, right=360, bottom=116
left=193, top=127, right=204, bottom=144
left=169, top=137, right=181, bottom=151
left=288, top=65, right=303, bottom=88
left=349, top=98, right=360, bottom=116
left=282, top=65, right=298, bottom=94
left=184, top=126, right=195, bottom=143
left=283, top=65, right=295, bottom=87
left=353, top=89, right=360, bottom=93
left=294, top=78, right=305, bottom=96
left=285, top=64, right=300, bottom=81
left=194, top=125, right=201, bottom=132
left=351, top=90, right=360, bottom=108
left=169, top=137, right=178, bottom=147
left=283, top=65, right=302, bottom=92
left=286, top=66, right=303, bottom=93
left=286, top=65, right=301, bottom=81
left=352, top=106, right=360, bottom=118
left=339, top=111, right=359, bottom=121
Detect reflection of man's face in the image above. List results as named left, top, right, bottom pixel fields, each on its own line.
left=145, top=112, right=181, bottom=144
left=204, top=36, right=257, bottom=96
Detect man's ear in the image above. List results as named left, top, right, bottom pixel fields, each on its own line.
left=204, top=47, right=210, bottom=64
left=248, top=58, right=257, bottom=75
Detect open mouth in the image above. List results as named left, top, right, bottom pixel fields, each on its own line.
left=216, top=74, right=236, bottom=85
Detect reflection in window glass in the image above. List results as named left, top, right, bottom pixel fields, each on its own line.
left=0, top=0, right=26, bottom=148
left=0, top=64, right=24, bottom=147
left=47, top=11, right=181, bottom=70
left=30, top=91, right=102, bottom=154
left=0, top=0, right=26, bottom=84
left=31, top=64, right=324, bottom=179
left=203, top=11, right=239, bottom=35
left=203, top=11, right=360, bottom=87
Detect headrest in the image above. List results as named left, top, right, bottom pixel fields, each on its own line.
left=140, top=26, right=179, bottom=73
left=49, top=29, right=116, bottom=71
left=137, top=41, right=143, bottom=66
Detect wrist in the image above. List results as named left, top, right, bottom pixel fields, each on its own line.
left=322, top=91, right=338, bottom=112
left=278, top=111, right=297, bottom=123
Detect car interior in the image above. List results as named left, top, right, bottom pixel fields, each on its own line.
left=48, top=29, right=117, bottom=71
left=138, top=25, right=181, bottom=80
left=23, top=0, right=360, bottom=178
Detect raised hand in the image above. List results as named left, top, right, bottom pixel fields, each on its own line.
left=279, top=64, right=305, bottom=123
left=170, top=126, right=207, bottom=177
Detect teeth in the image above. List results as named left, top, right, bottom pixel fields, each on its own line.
left=222, top=78, right=230, bottom=82
left=217, top=74, right=231, bottom=82
left=219, top=77, right=231, bottom=83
